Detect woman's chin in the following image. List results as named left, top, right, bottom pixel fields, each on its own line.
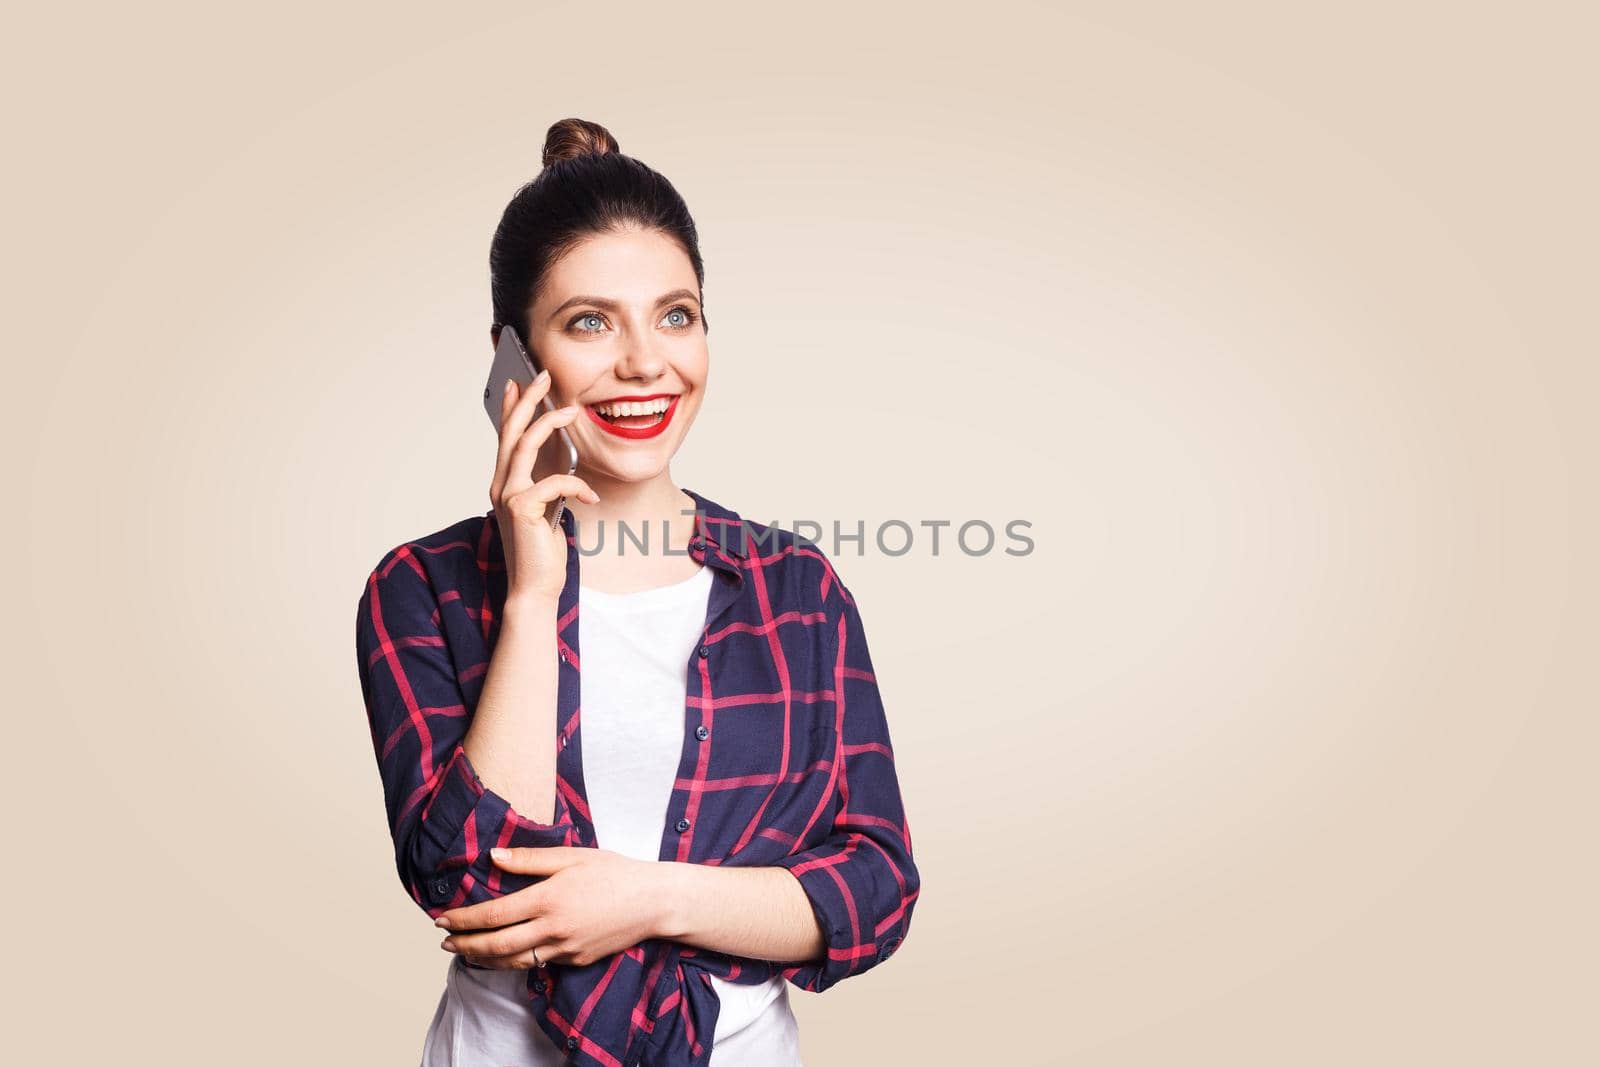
left=580, top=457, right=672, bottom=487
left=576, top=425, right=691, bottom=486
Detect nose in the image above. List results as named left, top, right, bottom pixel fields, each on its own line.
left=613, top=338, right=667, bottom=384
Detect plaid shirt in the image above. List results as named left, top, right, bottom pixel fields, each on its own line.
left=355, top=488, right=919, bottom=1066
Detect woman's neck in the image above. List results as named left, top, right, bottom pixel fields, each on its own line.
left=561, top=471, right=702, bottom=589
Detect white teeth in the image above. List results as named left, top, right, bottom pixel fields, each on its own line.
left=593, top=397, right=672, bottom=417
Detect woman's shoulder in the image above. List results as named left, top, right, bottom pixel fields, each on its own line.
left=704, top=504, right=856, bottom=618
left=358, top=509, right=497, bottom=606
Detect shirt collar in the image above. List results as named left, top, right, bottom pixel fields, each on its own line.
left=680, top=486, right=747, bottom=577
left=531, top=486, right=745, bottom=581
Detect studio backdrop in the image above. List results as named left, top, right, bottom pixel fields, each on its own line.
left=7, top=2, right=1594, bottom=1064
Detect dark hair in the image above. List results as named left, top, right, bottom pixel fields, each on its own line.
left=489, top=117, right=708, bottom=347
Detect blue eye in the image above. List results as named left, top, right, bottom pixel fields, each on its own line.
left=565, top=305, right=699, bottom=334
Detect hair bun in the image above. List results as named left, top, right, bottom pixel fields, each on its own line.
left=542, top=118, right=620, bottom=168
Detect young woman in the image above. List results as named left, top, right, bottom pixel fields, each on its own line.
left=356, top=118, right=920, bottom=1067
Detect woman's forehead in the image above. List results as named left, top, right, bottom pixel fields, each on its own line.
left=541, top=230, right=695, bottom=294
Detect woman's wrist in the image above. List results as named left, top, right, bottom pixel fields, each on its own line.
left=645, top=859, right=689, bottom=941
left=503, top=591, right=561, bottom=625
left=638, top=860, right=825, bottom=963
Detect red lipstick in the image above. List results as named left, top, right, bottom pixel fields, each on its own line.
left=585, top=393, right=681, bottom=440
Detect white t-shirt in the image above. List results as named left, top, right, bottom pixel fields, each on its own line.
left=419, top=564, right=803, bottom=1066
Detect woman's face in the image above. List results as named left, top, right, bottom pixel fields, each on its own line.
left=521, top=227, right=708, bottom=486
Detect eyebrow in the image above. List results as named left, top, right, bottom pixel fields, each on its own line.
left=549, top=288, right=700, bottom=318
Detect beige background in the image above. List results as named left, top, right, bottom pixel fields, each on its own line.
left=5, top=1, right=1595, bottom=1063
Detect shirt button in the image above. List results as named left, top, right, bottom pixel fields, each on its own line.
left=697, top=644, right=709, bottom=658
left=695, top=724, right=709, bottom=741
left=532, top=976, right=548, bottom=993
left=675, top=817, right=691, bottom=832
left=688, top=538, right=702, bottom=551
left=566, top=1035, right=580, bottom=1051
left=428, top=877, right=451, bottom=902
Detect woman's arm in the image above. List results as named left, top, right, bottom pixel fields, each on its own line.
left=461, top=594, right=563, bottom=824
left=357, top=545, right=576, bottom=918
left=649, top=862, right=826, bottom=964
left=437, top=846, right=823, bottom=970
left=766, top=577, right=921, bottom=992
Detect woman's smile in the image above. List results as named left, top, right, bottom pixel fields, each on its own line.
left=584, top=392, right=681, bottom=439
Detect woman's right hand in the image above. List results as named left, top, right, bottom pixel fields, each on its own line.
left=490, top=370, right=600, bottom=608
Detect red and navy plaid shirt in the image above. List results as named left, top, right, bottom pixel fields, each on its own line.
left=355, top=487, right=920, bottom=1066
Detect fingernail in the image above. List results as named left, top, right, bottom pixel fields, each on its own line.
left=434, top=916, right=451, bottom=929
left=491, top=847, right=509, bottom=861
left=536, top=369, right=550, bottom=382
left=504, top=380, right=514, bottom=396
left=440, top=938, right=456, bottom=952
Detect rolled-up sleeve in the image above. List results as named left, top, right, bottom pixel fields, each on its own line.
left=356, top=545, right=576, bottom=917
left=774, top=583, right=920, bottom=993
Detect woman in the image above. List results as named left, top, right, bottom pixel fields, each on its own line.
left=356, top=118, right=920, bottom=1067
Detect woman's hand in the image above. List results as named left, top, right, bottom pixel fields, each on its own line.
left=433, top=847, right=670, bottom=969
left=490, top=371, right=600, bottom=607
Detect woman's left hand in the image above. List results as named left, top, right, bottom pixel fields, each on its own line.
left=433, top=847, right=669, bottom=969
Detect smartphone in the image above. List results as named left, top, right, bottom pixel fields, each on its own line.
left=483, top=324, right=580, bottom=530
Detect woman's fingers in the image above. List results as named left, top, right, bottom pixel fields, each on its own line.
left=491, top=370, right=553, bottom=499
left=490, top=381, right=517, bottom=505
left=443, top=916, right=559, bottom=962
left=503, top=403, right=583, bottom=499
left=527, top=473, right=600, bottom=505
left=462, top=946, right=562, bottom=970
left=500, top=371, right=550, bottom=449
left=502, top=474, right=599, bottom=528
